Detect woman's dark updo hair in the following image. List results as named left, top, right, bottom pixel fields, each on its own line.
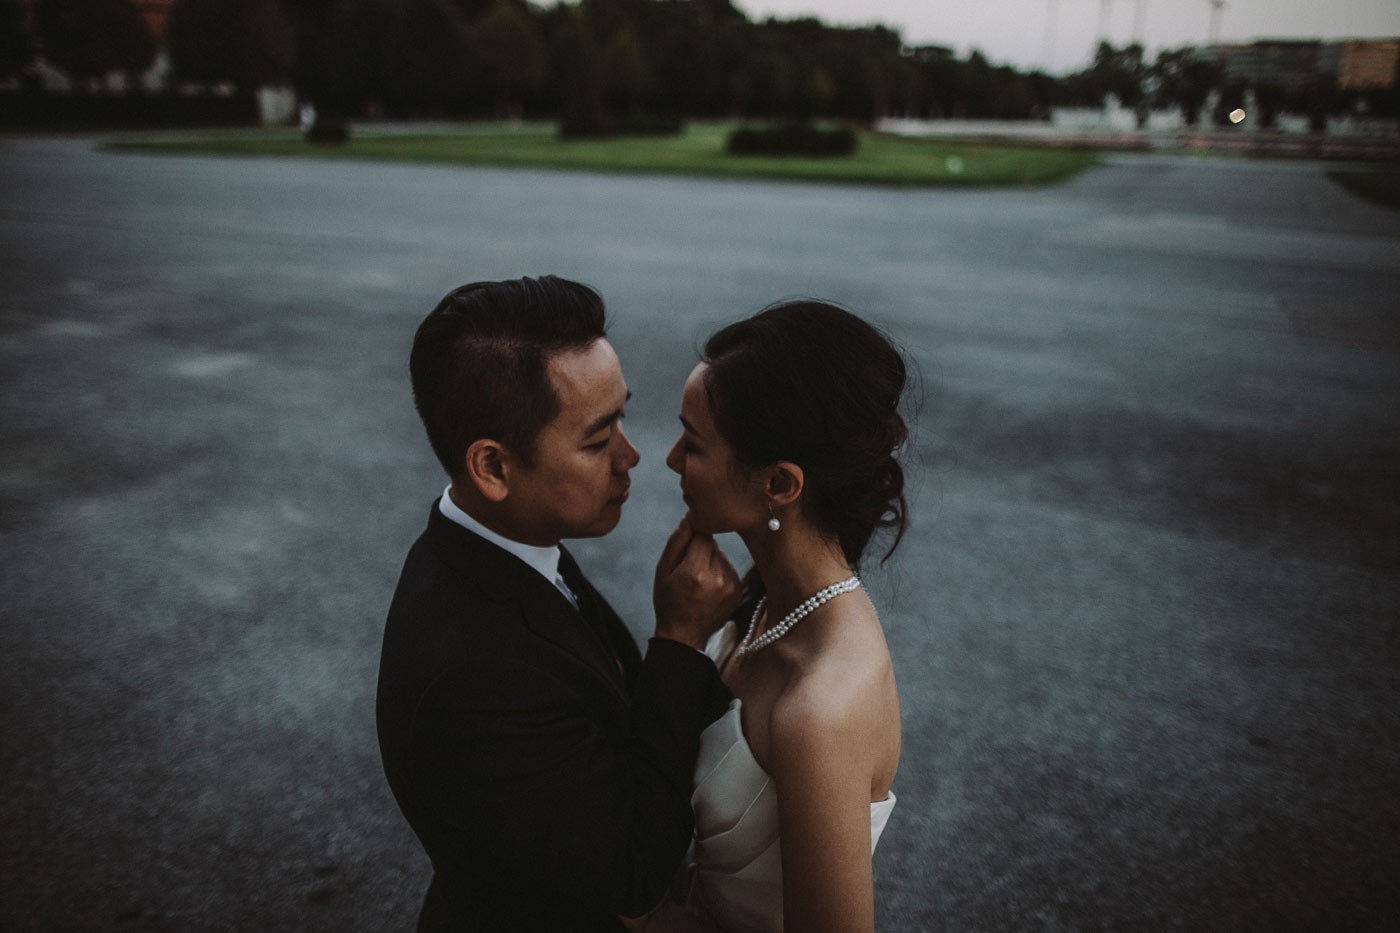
left=702, top=300, right=909, bottom=569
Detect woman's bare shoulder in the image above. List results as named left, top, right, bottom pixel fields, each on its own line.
left=764, top=599, right=900, bottom=788
left=771, top=617, right=892, bottom=743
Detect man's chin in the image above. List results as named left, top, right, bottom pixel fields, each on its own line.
left=567, top=507, right=625, bottom=540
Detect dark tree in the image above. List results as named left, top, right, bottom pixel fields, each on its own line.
left=1084, top=41, right=1149, bottom=126
left=916, top=52, right=966, bottom=118
left=958, top=51, right=996, bottom=117
left=744, top=45, right=796, bottom=117
left=0, top=0, right=34, bottom=80
left=827, top=27, right=901, bottom=123
left=1091, top=42, right=1146, bottom=107
left=1152, top=46, right=1221, bottom=127
left=1352, top=85, right=1400, bottom=118
left=450, top=0, right=495, bottom=24
left=474, top=0, right=546, bottom=117
left=1252, top=82, right=1286, bottom=129
left=279, top=0, right=348, bottom=136
left=804, top=65, right=833, bottom=117
left=378, top=0, right=476, bottom=116
left=548, top=4, right=605, bottom=133
left=648, top=16, right=710, bottom=116
left=694, top=0, right=745, bottom=27
left=35, top=0, right=155, bottom=89
left=703, top=22, right=751, bottom=115
left=326, top=0, right=394, bottom=115
left=167, top=0, right=294, bottom=89
left=1025, top=70, right=1058, bottom=118
left=1297, top=74, right=1340, bottom=133
left=1211, top=77, right=1246, bottom=125
left=599, top=24, right=648, bottom=115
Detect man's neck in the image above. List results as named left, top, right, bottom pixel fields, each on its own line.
left=439, top=485, right=575, bottom=605
left=446, top=483, right=560, bottom=549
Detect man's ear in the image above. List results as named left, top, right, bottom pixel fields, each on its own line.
left=766, top=461, right=805, bottom=508
left=463, top=439, right=511, bottom=503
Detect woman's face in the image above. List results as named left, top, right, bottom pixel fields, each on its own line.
left=665, top=363, right=762, bottom=535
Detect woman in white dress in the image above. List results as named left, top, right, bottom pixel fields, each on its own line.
left=634, top=300, right=909, bottom=933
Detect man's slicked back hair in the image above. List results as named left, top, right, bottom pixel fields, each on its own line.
left=410, top=275, right=607, bottom=476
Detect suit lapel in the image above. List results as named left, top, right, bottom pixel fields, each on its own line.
left=559, top=547, right=643, bottom=687
left=518, top=567, right=630, bottom=700
left=423, top=504, right=630, bottom=701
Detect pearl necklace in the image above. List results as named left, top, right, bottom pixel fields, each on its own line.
left=735, top=575, right=862, bottom=658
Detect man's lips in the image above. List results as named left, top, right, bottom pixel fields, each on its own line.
left=610, top=484, right=631, bottom=504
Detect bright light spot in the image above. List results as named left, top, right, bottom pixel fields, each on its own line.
left=1229, top=109, right=1247, bottom=124
left=944, top=155, right=965, bottom=175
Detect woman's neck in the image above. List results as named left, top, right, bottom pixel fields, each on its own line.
left=741, top=521, right=853, bottom=621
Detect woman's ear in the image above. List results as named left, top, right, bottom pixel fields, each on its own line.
left=463, top=439, right=511, bottom=503
left=766, top=462, right=805, bottom=508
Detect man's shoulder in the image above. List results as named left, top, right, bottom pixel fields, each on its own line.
left=391, top=533, right=492, bottom=616
left=387, top=507, right=593, bottom=651
left=380, top=545, right=541, bottom=722
left=394, top=505, right=523, bottom=602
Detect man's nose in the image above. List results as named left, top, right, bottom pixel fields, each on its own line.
left=616, top=426, right=641, bottom=470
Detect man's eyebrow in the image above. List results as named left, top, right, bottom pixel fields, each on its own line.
left=679, top=415, right=701, bottom=437
left=582, top=390, right=631, bottom=439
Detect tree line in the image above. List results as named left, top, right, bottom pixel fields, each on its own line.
left=1061, top=41, right=1397, bottom=131
left=2, top=0, right=1391, bottom=132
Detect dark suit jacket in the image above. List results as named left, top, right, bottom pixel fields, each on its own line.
left=377, top=502, right=731, bottom=931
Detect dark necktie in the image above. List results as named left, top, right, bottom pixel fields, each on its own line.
left=557, top=552, right=626, bottom=677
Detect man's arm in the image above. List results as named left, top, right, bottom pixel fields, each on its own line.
left=403, top=515, right=739, bottom=918
left=412, top=635, right=728, bottom=917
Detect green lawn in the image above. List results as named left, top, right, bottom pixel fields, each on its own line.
left=1328, top=167, right=1400, bottom=212
left=105, top=123, right=1099, bottom=188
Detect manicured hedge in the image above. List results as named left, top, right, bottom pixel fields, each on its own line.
left=726, top=122, right=859, bottom=157
left=306, top=114, right=351, bottom=145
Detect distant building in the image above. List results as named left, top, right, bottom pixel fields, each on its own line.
left=1337, top=40, right=1400, bottom=90
left=1317, top=42, right=1346, bottom=80
left=1210, top=40, right=1322, bottom=91
left=1207, top=37, right=1400, bottom=92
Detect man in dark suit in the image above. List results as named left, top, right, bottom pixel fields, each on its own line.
left=377, top=276, right=738, bottom=931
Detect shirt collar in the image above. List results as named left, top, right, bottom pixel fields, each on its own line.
left=438, top=485, right=563, bottom=590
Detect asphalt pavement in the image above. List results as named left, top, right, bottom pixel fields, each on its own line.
left=1, top=135, right=1398, bottom=931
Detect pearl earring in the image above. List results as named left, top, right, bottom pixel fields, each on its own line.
left=767, top=506, right=781, bottom=532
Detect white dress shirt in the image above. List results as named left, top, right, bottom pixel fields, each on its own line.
left=438, top=485, right=578, bottom=608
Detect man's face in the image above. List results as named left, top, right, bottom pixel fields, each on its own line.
left=504, top=338, right=639, bottom=546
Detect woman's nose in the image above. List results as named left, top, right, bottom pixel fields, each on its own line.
left=664, top=437, right=683, bottom=475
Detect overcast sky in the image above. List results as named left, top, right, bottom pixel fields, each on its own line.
left=733, top=0, right=1400, bottom=73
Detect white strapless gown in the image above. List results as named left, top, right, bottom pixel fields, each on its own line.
left=673, top=623, right=896, bottom=932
